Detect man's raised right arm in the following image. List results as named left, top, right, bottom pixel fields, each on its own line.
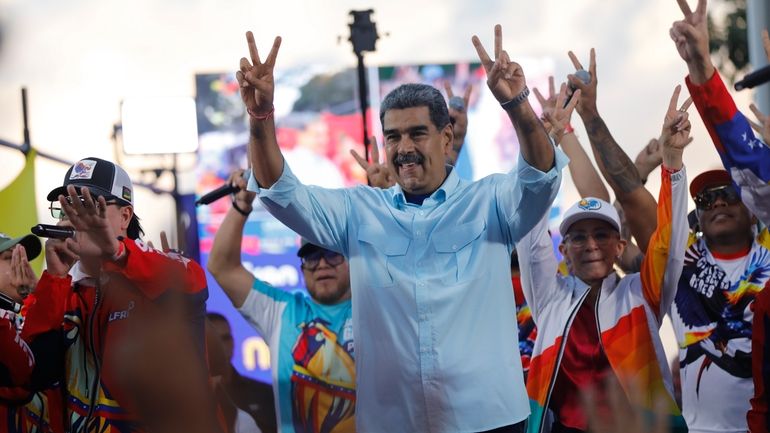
left=238, top=32, right=285, bottom=188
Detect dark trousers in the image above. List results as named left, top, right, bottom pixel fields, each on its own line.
left=477, top=420, right=527, bottom=433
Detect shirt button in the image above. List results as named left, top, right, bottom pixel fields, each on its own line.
left=452, top=244, right=458, bottom=250
left=419, top=211, right=425, bottom=216
left=415, top=231, right=421, bottom=236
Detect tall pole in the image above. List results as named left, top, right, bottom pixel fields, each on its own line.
left=348, top=9, right=379, bottom=167
left=747, top=0, right=770, bottom=113
left=355, top=52, right=370, bottom=161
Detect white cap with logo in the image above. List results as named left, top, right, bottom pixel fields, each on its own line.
left=559, top=197, right=621, bottom=236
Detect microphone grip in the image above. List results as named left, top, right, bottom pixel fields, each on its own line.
left=31, top=224, right=75, bottom=239
left=195, top=183, right=240, bottom=206
left=734, top=64, right=770, bottom=91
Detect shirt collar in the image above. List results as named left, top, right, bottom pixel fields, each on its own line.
left=390, top=165, right=459, bottom=208
left=69, top=261, right=97, bottom=284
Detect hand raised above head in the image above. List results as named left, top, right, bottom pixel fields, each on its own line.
left=660, top=84, right=694, bottom=170
left=351, top=137, right=395, bottom=189
left=444, top=80, right=472, bottom=135
left=566, top=49, right=598, bottom=117
left=669, top=0, right=712, bottom=82
left=236, top=31, right=282, bottom=117
left=542, top=83, right=580, bottom=145
left=471, top=25, right=527, bottom=105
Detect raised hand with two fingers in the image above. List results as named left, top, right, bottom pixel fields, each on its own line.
left=670, top=0, right=713, bottom=83
left=660, top=85, right=694, bottom=170
left=351, top=138, right=395, bottom=189
left=535, top=79, right=581, bottom=145
left=471, top=25, right=527, bottom=106
left=567, top=49, right=598, bottom=117
left=237, top=32, right=282, bottom=118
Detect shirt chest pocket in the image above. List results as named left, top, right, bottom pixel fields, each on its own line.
left=357, top=225, right=410, bottom=288
left=432, top=219, right=486, bottom=284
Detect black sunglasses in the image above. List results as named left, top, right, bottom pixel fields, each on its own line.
left=300, top=250, right=345, bottom=271
left=694, top=185, right=740, bottom=211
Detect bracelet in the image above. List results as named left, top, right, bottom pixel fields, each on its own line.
left=661, top=164, right=681, bottom=175
left=500, top=86, right=530, bottom=111
left=246, top=106, right=275, bottom=121
left=564, top=123, right=574, bottom=134
left=232, top=199, right=251, bottom=217
left=110, top=241, right=126, bottom=262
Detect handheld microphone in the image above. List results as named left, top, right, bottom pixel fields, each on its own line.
left=734, top=64, right=770, bottom=91
left=195, top=169, right=251, bottom=207
left=31, top=224, right=75, bottom=239
left=564, top=69, right=591, bottom=108
left=0, top=292, right=21, bottom=313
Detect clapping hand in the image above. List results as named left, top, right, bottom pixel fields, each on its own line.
left=10, top=245, right=36, bottom=298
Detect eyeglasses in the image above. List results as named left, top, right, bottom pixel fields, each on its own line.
left=564, top=229, right=619, bottom=247
left=694, top=185, right=741, bottom=211
left=49, top=197, right=118, bottom=220
left=300, top=250, right=345, bottom=271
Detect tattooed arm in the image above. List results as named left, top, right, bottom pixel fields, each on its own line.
left=568, top=49, right=658, bottom=251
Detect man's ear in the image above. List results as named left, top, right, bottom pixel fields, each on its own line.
left=442, top=124, right=454, bottom=156
left=558, top=242, right=568, bottom=259
left=121, top=206, right=134, bottom=233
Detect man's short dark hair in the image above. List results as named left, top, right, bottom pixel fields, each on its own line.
left=379, top=83, right=451, bottom=131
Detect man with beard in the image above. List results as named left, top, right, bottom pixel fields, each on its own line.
left=236, top=24, right=567, bottom=433
left=207, top=170, right=355, bottom=433
left=667, top=0, right=770, bottom=431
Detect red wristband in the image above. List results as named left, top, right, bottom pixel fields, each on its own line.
left=564, top=123, right=574, bottom=134
left=661, top=164, right=680, bottom=175
left=247, top=106, right=275, bottom=121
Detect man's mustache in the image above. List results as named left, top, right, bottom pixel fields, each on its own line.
left=393, top=152, right=425, bottom=166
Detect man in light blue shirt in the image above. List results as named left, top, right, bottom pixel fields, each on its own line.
left=237, top=25, right=568, bottom=433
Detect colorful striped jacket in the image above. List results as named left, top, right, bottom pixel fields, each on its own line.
left=516, top=168, right=689, bottom=433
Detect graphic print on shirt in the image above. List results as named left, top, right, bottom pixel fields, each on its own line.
left=290, top=318, right=355, bottom=433
left=674, top=242, right=770, bottom=385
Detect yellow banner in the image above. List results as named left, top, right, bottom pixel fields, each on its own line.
left=0, top=149, right=42, bottom=273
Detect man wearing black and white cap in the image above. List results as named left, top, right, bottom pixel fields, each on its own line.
left=20, top=157, right=213, bottom=432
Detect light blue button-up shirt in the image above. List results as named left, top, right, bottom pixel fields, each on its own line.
left=250, top=148, right=567, bottom=433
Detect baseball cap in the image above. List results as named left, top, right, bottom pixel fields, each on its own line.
left=559, top=197, right=621, bottom=236
left=0, top=232, right=42, bottom=260
left=46, top=157, right=133, bottom=206
left=297, top=238, right=322, bottom=258
left=689, top=169, right=731, bottom=198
